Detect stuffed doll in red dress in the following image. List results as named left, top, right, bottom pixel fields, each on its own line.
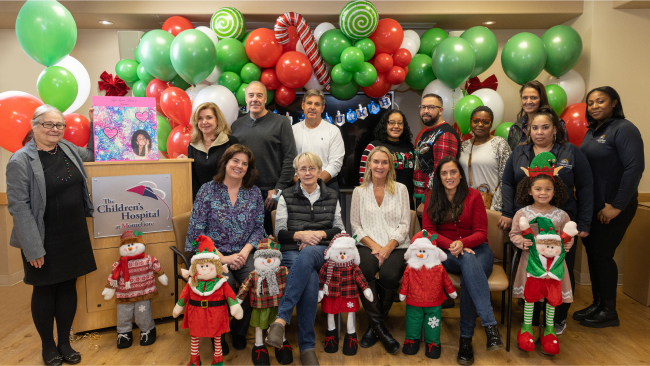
left=173, top=236, right=244, bottom=366
left=318, top=232, right=373, bottom=356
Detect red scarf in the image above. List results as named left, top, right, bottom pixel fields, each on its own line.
left=111, top=252, right=146, bottom=284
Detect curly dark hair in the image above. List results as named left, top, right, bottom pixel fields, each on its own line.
left=516, top=174, right=568, bottom=207
left=426, top=156, right=469, bottom=224
left=374, top=109, right=413, bottom=144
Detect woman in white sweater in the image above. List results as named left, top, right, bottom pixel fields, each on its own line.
left=351, top=146, right=411, bottom=355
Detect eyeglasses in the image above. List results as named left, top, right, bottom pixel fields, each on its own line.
left=387, top=121, right=404, bottom=127
left=40, top=121, right=66, bottom=130
left=298, top=167, right=318, bottom=174
left=419, top=105, right=441, bottom=111
left=471, top=119, right=492, bottom=126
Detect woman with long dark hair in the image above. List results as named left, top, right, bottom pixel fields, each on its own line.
left=131, top=130, right=152, bottom=158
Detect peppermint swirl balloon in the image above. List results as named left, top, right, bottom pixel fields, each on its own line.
left=339, top=0, right=378, bottom=41
left=210, top=7, right=246, bottom=40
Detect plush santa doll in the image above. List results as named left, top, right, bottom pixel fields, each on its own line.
left=517, top=216, right=578, bottom=355
left=318, top=232, right=373, bottom=356
left=236, top=239, right=292, bottom=366
left=399, top=230, right=457, bottom=359
left=172, top=235, right=244, bottom=366
left=102, top=230, right=168, bottom=349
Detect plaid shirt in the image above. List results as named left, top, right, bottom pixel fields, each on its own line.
left=236, top=266, right=288, bottom=309
left=413, top=122, right=460, bottom=201
left=318, top=261, right=369, bottom=298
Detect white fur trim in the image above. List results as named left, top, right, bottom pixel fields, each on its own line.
left=536, top=234, right=561, bottom=241
left=191, top=252, right=219, bottom=263
left=190, top=277, right=228, bottom=296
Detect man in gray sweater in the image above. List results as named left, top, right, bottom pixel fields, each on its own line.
left=231, top=81, right=297, bottom=236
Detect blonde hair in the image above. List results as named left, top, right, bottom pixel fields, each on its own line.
left=360, top=146, right=396, bottom=195
left=293, top=151, right=323, bottom=170
left=188, top=257, right=223, bottom=287
left=190, top=102, right=231, bottom=144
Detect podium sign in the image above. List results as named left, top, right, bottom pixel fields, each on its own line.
left=91, top=174, right=173, bottom=238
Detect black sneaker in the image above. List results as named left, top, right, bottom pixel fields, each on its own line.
left=324, top=329, right=338, bottom=353
left=140, top=327, right=156, bottom=346
left=275, top=340, right=293, bottom=365
left=342, top=333, right=358, bottom=356
left=402, top=339, right=420, bottom=355
left=484, top=325, right=504, bottom=351
left=232, top=332, right=247, bottom=350
left=252, top=345, right=270, bottom=366
left=457, top=337, right=474, bottom=365
left=117, top=331, right=133, bottom=349
left=425, top=342, right=441, bottom=359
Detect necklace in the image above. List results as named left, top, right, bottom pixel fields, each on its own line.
left=37, top=144, right=59, bottom=155
left=39, top=145, right=73, bottom=182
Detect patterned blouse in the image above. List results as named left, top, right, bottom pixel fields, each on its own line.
left=185, top=181, right=266, bottom=254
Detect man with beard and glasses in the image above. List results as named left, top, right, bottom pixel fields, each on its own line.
left=413, top=93, right=461, bottom=219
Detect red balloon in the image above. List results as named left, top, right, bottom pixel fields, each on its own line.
left=0, top=92, right=43, bottom=152
left=362, top=73, right=391, bottom=99
left=560, top=103, right=589, bottom=146
left=162, top=16, right=194, bottom=37
left=260, top=69, right=281, bottom=91
left=368, top=19, right=404, bottom=55
left=461, top=133, right=473, bottom=142
left=161, top=87, right=192, bottom=127
left=282, top=26, right=300, bottom=53
left=63, top=113, right=90, bottom=147
left=275, top=51, right=312, bottom=89
left=404, top=66, right=409, bottom=75
left=245, top=28, right=283, bottom=68
left=160, top=150, right=170, bottom=159
left=167, top=125, right=192, bottom=159
left=386, top=66, right=406, bottom=85
left=393, top=48, right=412, bottom=68
left=274, top=85, right=296, bottom=107
left=373, top=53, right=393, bottom=73
left=146, top=79, right=169, bottom=117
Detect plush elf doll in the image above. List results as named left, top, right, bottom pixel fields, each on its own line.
left=173, top=235, right=244, bottom=366
left=318, top=232, right=373, bottom=356
left=517, top=216, right=578, bottom=355
left=236, top=239, right=292, bottom=366
left=102, top=230, right=168, bottom=349
left=399, top=230, right=456, bottom=359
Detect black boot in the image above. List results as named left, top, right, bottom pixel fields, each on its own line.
left=360, top=281, right=400, bottom=354
left=140, top=327, right=156, bottom=346
left=457, top=337, right=474, bottom=365
left=425, top=342, right=441, bottom=359
left=484, top=325, right=504, bottom=351
left=402, top=339, right=420, bottom=355
left=324, top=329, right=338, bottom=353
left=572, top=296, right=601, bottom=321
left=359, top=325, right=377, bottom=348
left=252, top=345, right=270, bottom=365
left=580, top=298, right=620, bottom=328
left=342, top=333, right=359, bottom=356
left=117, top=331, right=133, bottom=349
left=275, top=340, right=293, bottom=365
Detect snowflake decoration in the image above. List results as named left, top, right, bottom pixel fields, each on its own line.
left=428, top=316, right=440, bottom=329
left=138, top=305, right=147, bottom=313
left=347, top=302, right=354, bottom=308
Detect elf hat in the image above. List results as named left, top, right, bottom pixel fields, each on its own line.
left=191, top=235, right=220, bottom=263
left=324, top=232, right=360, bottom=265
left=405, top=230, right=439, bottom=260
left=254, top=238, right=283, bottom=261
left=120, top=230, right=145, bottom=246
left=533, top=217, right=562, bottom=245
left=521, top=151, right=563, bottom=180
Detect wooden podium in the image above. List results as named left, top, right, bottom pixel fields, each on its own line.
left=72, top=159, right=193, bottom=333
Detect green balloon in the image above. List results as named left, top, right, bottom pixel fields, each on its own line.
left=125, top=81, right=135, bottom=89
left=37, top=66, right=78, bottom=112
left=137, top=63, right=155, bottom=86
left=157, top=114, right=172, bottom=152
left=171, top=29, right=217, bottom=85
left=319, top=29, right=353, bottom=65
left=432, top=38, right=476, bottom=89
left=340, top=47, right=365, bottom=72
left=454, top=95, right=484, bottom=135
left=501, top=32, right=547, bottom=85
left=115, top=59, right=139, bottom=83
left=218, top=71, right=242, bottom=94
left=331, top=63, right=354, bottom=84
left=216, top=38, right=250, bottom=74
left=240, top=63, right=261, bottom=83
left=494, top=122, right=514, bottom=140
left=241, top=30, right=253, bottom=45
left=168, top=74, right=190, bottom=90
left=329, top=81, right=359, bottom=100
left=134, top=45, right=140, bottom=63
left=461, top=26, right=498, bottom=78
left=405, top=54, right=436, bottom=90
left=354, top=38, right=375, bottom=61
left=15, top=0, right=77, bottom=66
left=132, top=80, right=147, bottom=97
left=266, top=90, right=275, bottom=105
left=419, top=28, right=448, bottom=56
left=138, top=30, right=177, bottom=81
left=353, top=62, right=377, bottom=87
left=236, top=83, right=249, bottom=105
left=542, top=25, right=583, bottom=78
left=545, top=84, right=568, bottom=116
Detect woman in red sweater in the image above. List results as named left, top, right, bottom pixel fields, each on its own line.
left=422, top=156, right=504, bottom=365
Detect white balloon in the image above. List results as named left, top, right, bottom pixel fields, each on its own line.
left=542, top=69, right=586, bottom=107
left=205, top=66, right=222, bottom=83
left=422, top=79, right=464, bottom=125
left=314, top=22, right=336, bottom=43
left=193, top=85, right=240, bottom=125
left=403, top=30, right=421, bottom=51
left=399, top=36, right=418, bottom=58
left=304, top=70, right=325, bottom=91
left=40, top=56, right=90, bottom=115
left=186, top=84, right=208, bottom=100
left=471, top=88, right=504, bottom=131
left=195, top=26, right=219, bottom=47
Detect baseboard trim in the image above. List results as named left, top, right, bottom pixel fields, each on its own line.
left=574, top=271, right=624, bottom=286
left=0, top=271, right=24, bottom=286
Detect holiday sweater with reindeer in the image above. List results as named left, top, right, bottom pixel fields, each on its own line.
left=400, top=264, right=456, bottom=307
left=105, top=254, right=165, bottom=304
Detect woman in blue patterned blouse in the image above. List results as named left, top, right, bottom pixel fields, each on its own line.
left=185, top=143, right=266, bottom=351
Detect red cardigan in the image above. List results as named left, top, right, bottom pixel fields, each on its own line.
left=422, top=188, right=488, bottom=250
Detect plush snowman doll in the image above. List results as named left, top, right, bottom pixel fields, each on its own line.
left=318, top=232, right=373, bottom=356
left=399, top=230, right=456, bottom=359
left=102, top=230, right=168, bottom=349
left=236, top=239, right=292, bottom=366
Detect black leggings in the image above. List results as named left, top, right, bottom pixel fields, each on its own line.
left=358, top=246, right=407, bottom=290
left=31, top=278, right=78, bottom=355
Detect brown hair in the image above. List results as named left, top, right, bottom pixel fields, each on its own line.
left=525, top=107, right=567, bottom=145
left=517, top=80, right=551, bottom=120
left=213, top=144, right=258, bottom=189
left=189, top=257, right=223, bottom=287
left=516, top=174, right=568, bottom=207
left=190, top=102, right=231, bottom=144
left=360, top=146, right=397, bottom=195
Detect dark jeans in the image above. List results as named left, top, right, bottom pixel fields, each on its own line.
left=223, top=252, right=255, bottom=337
left=358, top=246, right=407, bottom=291
left=260, top=189, right=275, bottom=236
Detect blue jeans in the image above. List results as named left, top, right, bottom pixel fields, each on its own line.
left=442, top=243, right=496, bottom=338
left=276, top=246, right=326, bottom=352
left=280, top=249, right=300, bottom=269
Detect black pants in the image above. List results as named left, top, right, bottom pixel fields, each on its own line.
left=224, top=253, right=255, bottom=337
left=582, top=198, right=638, bottom=301
left=31, top=278, right=78, bottom=356
left=260, top=189, right=275, bottom=236
left=358, top=246, right=407, bottom=291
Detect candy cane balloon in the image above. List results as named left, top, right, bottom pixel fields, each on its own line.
left=274, top=12, right=331, bottom=91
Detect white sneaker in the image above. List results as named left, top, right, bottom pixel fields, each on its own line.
left=555, top=320, right=567, bottom=335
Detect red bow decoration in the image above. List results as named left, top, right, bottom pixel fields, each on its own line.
left=465, top=74, right=498, bottom=95
left=98, top=71, right=129, bottom=97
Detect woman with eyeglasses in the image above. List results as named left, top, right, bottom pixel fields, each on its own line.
left=359, top=109, right=416, bottom=209
left=6, top=105, right=96, bottom=366
left=458, top=106, right=511, bottom=211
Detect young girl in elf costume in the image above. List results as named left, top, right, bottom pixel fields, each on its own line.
left=509, top=152, right=578, bottom=355
left=173, top=236, right=244, bottom=366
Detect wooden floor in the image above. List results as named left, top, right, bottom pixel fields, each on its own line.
left=1, top=282, right=649, bottom=366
